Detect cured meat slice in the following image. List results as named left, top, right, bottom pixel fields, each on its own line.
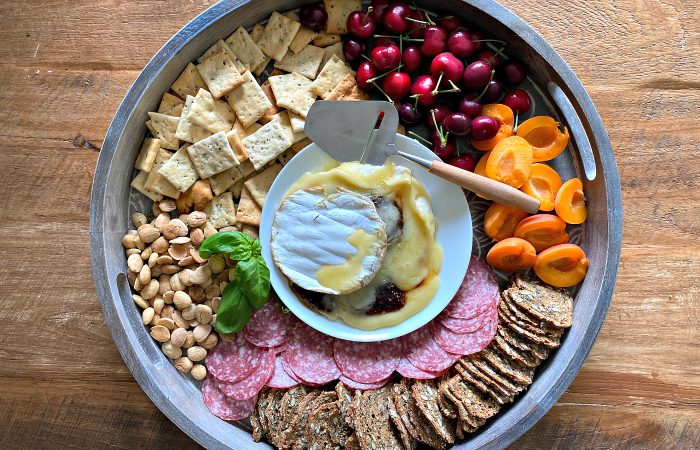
left=333, top=338, right=401, bottom=384
left=218, top=348, right=275, bottom=400
left=431, top=307, right=498, bottom=355
left=283, top=322, right=341, bottom=385
left=267, top=354, right=300, bottom=388
left=443, top=257, right=500, bottom=320
left=339, top=375, right=390, bottom=391
left=202, top=375, right=257, bottom=421
left=206, top=334, right=262, bottom=382
left=281, top=355, right=302, bottom=383
left=401, top=325, right=461, bottom=373
left=438, top=309, right=489, bottom=334
left=395, top=356, right=442, bottom=380
left=242, top=299, right=292, bottom=348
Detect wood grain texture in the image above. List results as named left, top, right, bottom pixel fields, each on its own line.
left=0, top=0, right=698, bottom=448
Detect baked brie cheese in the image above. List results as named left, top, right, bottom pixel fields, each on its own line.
left=271, top=187, right=388, bottom=295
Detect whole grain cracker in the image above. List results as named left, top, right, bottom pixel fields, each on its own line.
left=268, top=72, right=316, bottom=118
left=323, top=0, right=362, bottom=35
left=243, top=163, right=282, bottom=208
left=236, top=186, right=262, bottom=226
left=158, top=145, right=200, bottom=192
left=195, top=48, right=245, bottom=98
left=188, top=88, right=235, bottom=134
left=134, top=137, right=161, bottom=172
left=186, top=131, right=239, bottom=179
left=311, top=55, right=355, bottom=99
left=411, top=380, right=456, bottom=444
left=158, top=92, right=184, bottom=114
left=204, top=192, right=237, bottom=228
left=480, top=347, right=534, bottom=386
left=131, top=170, right=163, bottom=202
left=274, top=44, right=325, bottom=80
left=170, top=62, right=207, bottom=99
left=224, top=71, right=272, bottom=128
left=174, top=95, right=212, bottom=144
left=224, top=27, right=267, bottom=73
left=242, top=120, right=292, bottom=170
left=258, top=11, right=301, bottom=61
left=146, top=112, right=180, bottom=150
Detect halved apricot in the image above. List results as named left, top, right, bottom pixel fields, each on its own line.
left=520, top=163, right=563, bottom=211
left=485, top=136, right=533, bottom=188
left=487, top=237, right=536, bottom=272
left=474, top=151, right=491, bottom=178
left=472, top=124, right=514, bottom=151
left=514, top=214, right=569, bottom=252
left=481, top=104, right=515, bottom=128
left=534, top=243, right=589, bottom=287
left=484, top=203, right=530, bottom=242
left=516, top=116, right=570, bottom=162
left=555, top=178, right=587, bottom=224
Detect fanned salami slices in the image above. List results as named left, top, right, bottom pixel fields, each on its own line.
left=334, top=338, right=401, bottom=384
left=283, top=323, right=341, bottom=385
left=281, top=356, right=302, bottom=383
left=431, top=307, right=498, bottom=355
left=268, top=354, right=300, bottom=388
left=202, top=375, right=258, bottom=421
left=339, top=375, right=390, bottom=390
left=395, top=356, right=443, bottom=380
left=206, top=334, right=262, bottom=382
left=444, top=257, right=500, bottom=320
left=243, top=299, right=292, bottom=348
left=401, top=325, right=461, bottom=373
left=438, top=310, right=488, bottom=334
left=218, top=348, right=276, bottom=400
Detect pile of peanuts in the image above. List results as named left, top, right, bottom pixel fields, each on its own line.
left=122, top=198, right=246, bottom=380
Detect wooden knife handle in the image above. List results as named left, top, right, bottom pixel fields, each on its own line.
left=429, top=160, right=541, bottom=214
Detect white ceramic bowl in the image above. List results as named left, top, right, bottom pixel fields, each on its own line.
left=259, top=134, right=472, bottom=342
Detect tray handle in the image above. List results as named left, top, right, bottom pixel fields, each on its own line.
left=547, top=82, right=597, bottom=181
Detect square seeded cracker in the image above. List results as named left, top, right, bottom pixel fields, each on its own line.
left=224, top=27, right=268, bottom=73
left=195, top=47, right=245, bottom=98
left=323, top=0, right=362, bottom=34
left=130, top=170, right=163, bottom=202
left=146, top=112, right=179, bottom=150
left=242, top=120, right=292, bottom=170
left=197, top=39, right=246, bottom=74
left=311, top=55, right=355, bottom=99
left=224, top=71, right=272, bottom=128
left=164, top=104, right=184, bottom=117
left=249, top=24, right=272, bottom=76
left=226, top=121, right=261, bottom=162
left=287, top=111, right=305, bottom=133
left=268, top=110, right=300, bottom=144
left=312, top=31, right=341, bottom=47
left=325, top=73, right=364, bottom=100
left=188, top=88, right=235, bottom=134
left=170, top=62, right=207, bottom=99
left=134, top=137, right=161, bottom=172
left=285, top=9, right=318, bottom=54
left=259, top=80, right=282, bottom=124
left=274, top=44, right=325, bottom=80
left=268, top=72, right=316, bottom=118
left=157, top=145, right=200, bottom=193
left=243, top=163, right=282, bottom=208
left=258, top=11, right=301, bottom=61
left=158, top=92, right=184, bottom=114
left=236, top=186, right=262, bottom=226
left=205, top=192, right=237, bottom=228
left=175, top=95, right=212, bottom=144
left=144, top=149, right=180, bottom=199
left=321, top=41, right=345, bottom=67
left=210, top=166, right=245, bottom=196
left=186, top=131, right=239, bottom=179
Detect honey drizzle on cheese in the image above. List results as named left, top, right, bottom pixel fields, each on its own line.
left=316, top=229, right=379, bottom=292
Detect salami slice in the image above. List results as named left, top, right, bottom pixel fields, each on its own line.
left=242, top=299, right=292, bottom=348
left=438, top=310, right=488, bottom=334
left=333, top=338, right=401, bottom=384
left=443, top=257, right=500, bottom=320
left=281, top=355, right=302, bottom=383
left=395, top=356, right=443, bottom=380
left=206, top=334, right=262, bottom=382
left=202, top=375, right=257, bottom=421
left=431, top=307, right=498, bottom=355
left=218, top=348, right=275, bottom=400
left=268, top=354, right=300, bottom=388
left=283, top=323, right=341, bottom=385
left=339, top=375, right=390, bottom=390
left=401, top=325, right=461, bottom=373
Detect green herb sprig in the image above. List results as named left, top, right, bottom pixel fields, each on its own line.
left=199, top=231, right=270, bottom=334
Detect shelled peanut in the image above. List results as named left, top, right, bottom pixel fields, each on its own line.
left=122, top=200, right=244, bottom=380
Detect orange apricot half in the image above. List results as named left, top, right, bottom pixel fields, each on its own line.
left=487, top=237, right=537, bottom=272
left=485, top=136, right=533, bottom=188
left=514, top=214, right=569, bottom=252
left=481, top=103, right=515, bottom=128
left=534, top=243, right=589, bottom=287
left=555, top=178, right=587, bottom=224
left=516, top=116, right=570, bottom=162
left=472, top=124, right=513, bottom=151
left=474, top=151, right=491, bottom=178
left=484, top=203, right=530, bottom=242
left=520, top=163, right=563, bottom=211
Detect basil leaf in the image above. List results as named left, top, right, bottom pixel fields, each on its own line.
left=251, top=239, right=262, bottom=257
left=199, top=231, right=255, bottom=260
left=214, top=282, right=253, bottom=334
left=235, top=256, right=270, bottom=309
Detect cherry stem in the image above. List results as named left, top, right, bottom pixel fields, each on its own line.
left=431, top=72, right=444, bottom=96
left=408, top=131, right=431, bottom=146
left=413, top=94, right=419, bottom=108
left=367, top=63, right=405, bottom=83
left=363, top=6, right=373, bottom=23
left=487, top=46, right=506, bottom=65
left=434, top=80, right=461, bottom=95
left=372, top=81, right=394, bottom=102
left=432, top=110, right=448, bottom=146
left=361, top=54, right=371, bottom=62
left=513, top=111, right=520, bottom=134
left=374, top=34, right=424, bottom=42
left=475, top=69, right=495, bottom=102
left=405, top=16, right=429, bottom=25
left=471, top=39, right=506, bottom=44
left=398, top=35, right=403, bottom=68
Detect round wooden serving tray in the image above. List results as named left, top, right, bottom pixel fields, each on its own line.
left=90, top=0, right=623, bottom=448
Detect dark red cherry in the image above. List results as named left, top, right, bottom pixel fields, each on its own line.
left=430, top=52, right=464, bottom=84
left=447, top=29, right=475, bottom=58
left=382, top=72, right=411, bottom=101
left=410, top=75, right=438, bottom=106
left=462, top=61, right=492, bottom=90
left=430, top=131, right=456, bottom=159
left=481, top=78, right=504, bottom=103
left=397, top=102, right=423, bottom=127
left=477, top=49, right=503, bottom=69
left=471, top=115, right=500, bottom=140
left=356, top=62, right=377, bottom=90
left=502, top=89, right=531, bottom=114
left=343, top=39, right=366, bottom=64
left=438, top=16, right=461, bottom=33
left=401, top=45, right=423, bottom=73
left=347, top=10, right=376, bottom=39
left=447, top=155, right=476, bottom=172
left=374, top=37, right=397, bottom=48
left=299, top=4, right=328, bottom=32
left=382, top=3, right=411, bottom=33
left=443, top=112, right=472, bottom=136
left=500, top=60, right=528, bottom=85
left=421, top=26, right=447, bottom=57
left=405, top=8, right=427, bottom=39
left=371, top=45, right=401, bottom=71
left=370, top=0, right=391, bottom=22
left=469, top=30, right=485, bottom=51
left=426, top=103, right=451, bottom=129
left=458, top=93, right=483, bottom=118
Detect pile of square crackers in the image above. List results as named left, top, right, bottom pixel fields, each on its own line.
left=130, top=1, right=369, bottom=233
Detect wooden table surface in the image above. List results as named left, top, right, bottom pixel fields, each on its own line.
left=1, top=0, right=698, bottom=448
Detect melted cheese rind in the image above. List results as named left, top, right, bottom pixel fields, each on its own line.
left=271, top=187, right=387, bottom=295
